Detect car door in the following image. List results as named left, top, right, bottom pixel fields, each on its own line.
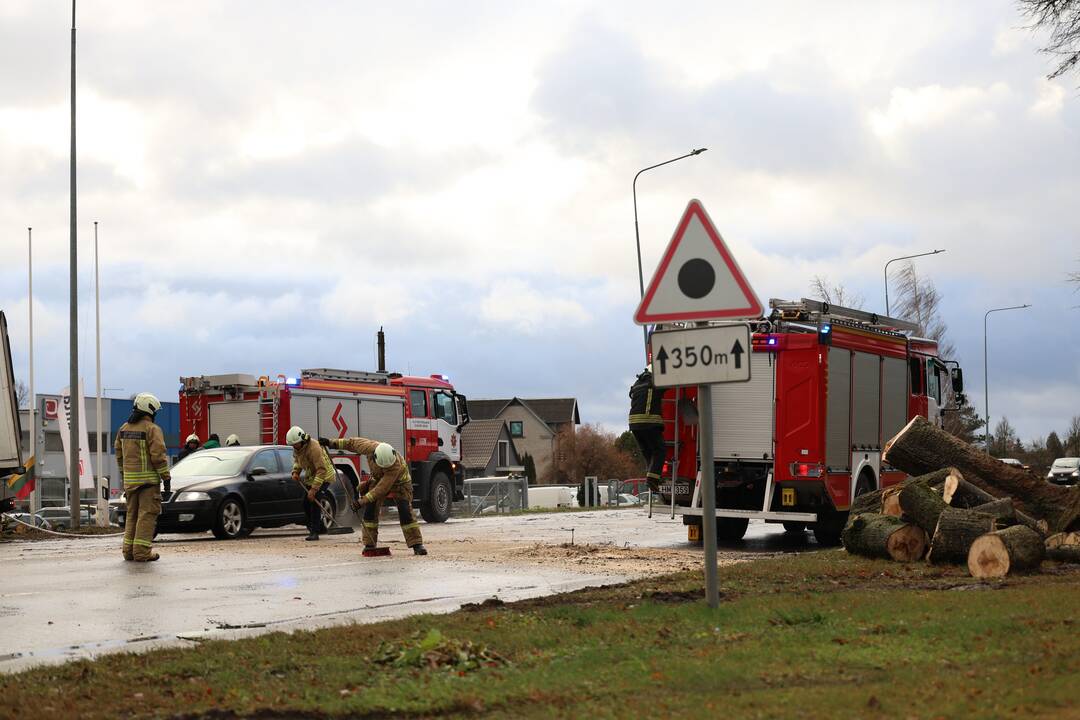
left=243, top=449, right=281, bottom=520
left=276, top=448, right=307, bottom=520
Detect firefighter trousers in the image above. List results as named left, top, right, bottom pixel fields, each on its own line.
left=123, top=484, right=161, bottom=561
left=302, top=485, right=332, bottom=535
left=631, top=424, right=666, bottom=491
left=361, top=480, right=422, bottom=548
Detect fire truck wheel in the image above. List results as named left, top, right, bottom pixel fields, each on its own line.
left=716, top=517, right=749, bottom=541
left=812, top=519, right=843, bottom=546
left=420, top=471, right=452, bottom=523
left=782, top=522, right=806, bottom=534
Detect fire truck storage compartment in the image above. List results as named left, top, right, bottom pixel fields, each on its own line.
left=825, top=347, right=850, bottom=471
left=710, top=350, right=776, bottom=461
left=852, top=352, right=881, bottom=449
left=291, top=393, right=406, bottom=472
left=208, top=400, right=261, bottom=446
left=881, top=356, right=907, bottom=447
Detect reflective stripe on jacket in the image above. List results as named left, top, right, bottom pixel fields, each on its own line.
left=114, top=417, right=170, bottom=488
left=291, top=441, right=335, bottom=489
left=628, top=371, right=664, bottom=426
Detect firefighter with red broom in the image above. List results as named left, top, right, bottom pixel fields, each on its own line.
left=320, top=435, right=427, bottom=556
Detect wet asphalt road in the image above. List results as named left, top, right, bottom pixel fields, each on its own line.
left=0, top=509, right=819, bottom=673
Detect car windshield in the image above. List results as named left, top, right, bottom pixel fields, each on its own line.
left=171, top=450, right=250, bottom=478
left=1052, top=458, right=1080, bottom=470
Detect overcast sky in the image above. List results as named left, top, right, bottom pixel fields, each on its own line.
left=1, top=0, right=1077, bottom=443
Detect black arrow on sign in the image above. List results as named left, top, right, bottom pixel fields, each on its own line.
left=655, top=346, right=669, bottom=374
left=730, top=339, right=745, bottom=370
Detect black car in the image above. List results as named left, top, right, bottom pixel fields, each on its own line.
left=117, top=445, right=349, bottom=539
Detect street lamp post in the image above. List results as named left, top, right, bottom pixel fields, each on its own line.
left=983, top=304, right=1031, bottom=452
left=883, top=249, right=946, bottom=316
left=633, top=148, right=707, bottom=352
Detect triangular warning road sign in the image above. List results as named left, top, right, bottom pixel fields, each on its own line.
left=634, top=199, right=763, bottom=325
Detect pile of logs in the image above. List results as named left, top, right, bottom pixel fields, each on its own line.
left=841, top=416, right=1080, bottom=578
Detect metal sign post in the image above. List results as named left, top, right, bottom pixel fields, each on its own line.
left=698, top=383, right=719, bottom=608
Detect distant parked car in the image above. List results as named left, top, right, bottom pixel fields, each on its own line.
left=8, top=512, right=52, bottom=530
left=35, top=506, right=94, bottom=531
left=1000, top=458, right=1023, bottom=468
left=1047, top=457, right=1080, bottom=486
left=617, top=493, right=642, bottom=506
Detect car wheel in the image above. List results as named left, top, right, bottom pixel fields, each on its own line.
left=420, top=471, right=452, bottom=523
left=212, top=497, right=246, bottom=540
left=317, top=495, right=337, bottom=532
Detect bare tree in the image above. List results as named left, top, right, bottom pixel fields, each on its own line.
left=891, top=262, right=957, bottom=360
left=1067, top=415, right=1080, bottom=456
left=1020, top=0, right=1080, bottom=80
left=810, top=276, right=865, bottom=309
left=990, top=417, right=1021, bottom=457
left=14, top=380, right=29, bottom=409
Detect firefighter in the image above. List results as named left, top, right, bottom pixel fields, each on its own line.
left=224, top=434, right=241, bottom=447
left=116, top=393, right=171, bottom=562
left=286, top=425, right=335, bottom=541
left=320, top=436, right=427, bottom=555
left=178, top=433, right=201, bottom=461
left=202, top=433, right=222, bottom=450
left=629, top=365, right=667, bottom=493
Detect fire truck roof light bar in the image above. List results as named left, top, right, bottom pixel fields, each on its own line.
left=768, top=298, right=920, bottom=334
left=300, top=368, right=391, bottom=385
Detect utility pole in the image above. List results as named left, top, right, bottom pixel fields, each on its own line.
left=69, top=0, right=80, bottom=530
left=95, top=221, right=107, bottom=526
left=28, top=228, right=37, bottom=515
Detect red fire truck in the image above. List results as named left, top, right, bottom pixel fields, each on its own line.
left=179, top=367, right=470, bottom=522
left=655, top=298, right=964, bottom=546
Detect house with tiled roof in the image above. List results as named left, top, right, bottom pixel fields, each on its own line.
left=466, top=397, right=580, bottom=483
left=460, top=419, right=522, bottom=478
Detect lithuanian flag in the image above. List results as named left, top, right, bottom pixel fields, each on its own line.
left=5, top=455, right=35, bottom=500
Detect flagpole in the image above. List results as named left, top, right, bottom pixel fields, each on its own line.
left=68, top=0, right=80, bottom=530
left=28, top=227, right=37, bottom=515
left=94, top=221, right=106, bottom=526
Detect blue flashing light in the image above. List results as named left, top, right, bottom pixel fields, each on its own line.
left=767, top=337, right=778, bottom=346
left=285, top=377, right=299, bottom=386
left=821, top=324, right=832, bottom=335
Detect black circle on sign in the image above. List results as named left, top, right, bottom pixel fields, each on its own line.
left=677, top=258, right=715, bottom=299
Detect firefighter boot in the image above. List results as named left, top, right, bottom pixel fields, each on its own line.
left=134, top=553, right=160, bottom=562
left=413, top=544, right=428, bottom=556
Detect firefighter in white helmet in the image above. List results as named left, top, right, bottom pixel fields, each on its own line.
left=115, top=393, right=171, bottom=562
left=178, top=433, right=201, bottom=462
left=224, top=434, right=241, bottom=447
left=321, top=435, right=427, bottom=555
left=287, top=426, right=335, bottom=541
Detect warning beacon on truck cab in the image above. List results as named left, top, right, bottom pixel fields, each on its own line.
left=653, top=298, right=966, bottom=546
left=179, top=365, right=469, bottom=523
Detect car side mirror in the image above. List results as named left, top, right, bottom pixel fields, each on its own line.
left=951, top=367, right=964, bottom=393
left=248, top=466, right=268, bottom=480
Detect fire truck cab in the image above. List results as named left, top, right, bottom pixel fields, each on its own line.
left=656, top=298, right=965, bottom=546
left=179, top=368, right=470, bottom=523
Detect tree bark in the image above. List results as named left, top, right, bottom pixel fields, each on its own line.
left=970, top=498, right=1016, bottom=523
left=899, top=480, right=948, bottom=535
left=927, top=508, right=998, bottom=564
left=884, top=416, right=1080, bottom=533
left=842, top=513, right=927, bottom=562
left=943, top=475, right=1048, bottom=536
left=967, top=525, right=1045, bottom=578
left=1045, top=532, right=1080, bottom=564
left=850, top=469, right=951, bottom=517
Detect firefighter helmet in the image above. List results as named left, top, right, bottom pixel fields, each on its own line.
left=133, top=393, right=162, bottom=415
left=225, top=434, right=240, bottom=447
left=185, top=433, right=200, bottom=445
left=374, top=442, right=396, bottom=468
left=286, top=426, right=309, bottom=446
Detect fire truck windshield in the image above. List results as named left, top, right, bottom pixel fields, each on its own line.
left=433, top=391, right=457, bottom=424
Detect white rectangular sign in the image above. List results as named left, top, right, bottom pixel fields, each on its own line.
left=58, top=380, right=94, bottom=492
left=649, top=325, right=751, bottom=388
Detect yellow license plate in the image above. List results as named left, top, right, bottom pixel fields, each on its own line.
left=782, top=488, right=796, bottom=506
left=688, top=525, right=701, bottom=542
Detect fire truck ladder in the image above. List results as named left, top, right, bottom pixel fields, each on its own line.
left=768, top=298, right=920, bottom=334
left=258, top=375, right=285, bottom=445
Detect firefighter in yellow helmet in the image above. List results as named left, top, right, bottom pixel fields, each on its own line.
left=287, top=426, right=335, bottom=541
left=321, top=436, right=427, bottom=555
left=115, top=393, right=171, bottom=562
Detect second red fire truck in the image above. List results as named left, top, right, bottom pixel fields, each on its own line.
left=179, top=367, right=470, bottom=523
left=654, top=298, right=964, bottom=546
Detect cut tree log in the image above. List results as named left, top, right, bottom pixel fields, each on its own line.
left=883, top=416, right=1080, bottom=533
left=943, top=475, right=1047, bottom=536
left=899, top=480, right=948, bottom=535
left=1045, top=532, right=1080, bottom=564
left=927, top=508, right=998, bottom=564
left=842, top=513, right=927, bottom=562
left=967, top=525, right=1045, bottom=578
left=970, top=498, right=1017, bottom=524
left=850, top=469, right=952, bottom=518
